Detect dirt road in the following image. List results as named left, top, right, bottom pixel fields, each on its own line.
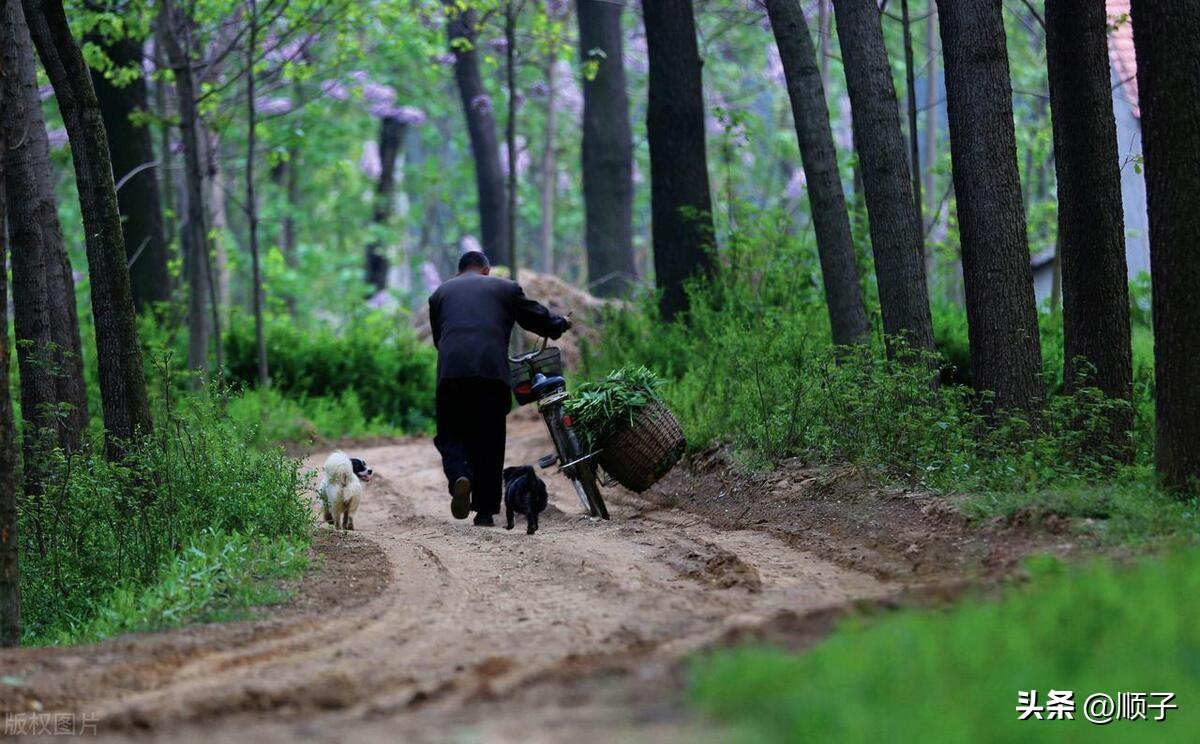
left=3, top=417, right=891, bottom=742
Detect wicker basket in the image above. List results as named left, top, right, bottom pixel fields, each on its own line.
left=597, top=401, right=686, bottom=493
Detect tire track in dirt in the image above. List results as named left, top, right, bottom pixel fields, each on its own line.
left=2, top=418, right=894, bottom=742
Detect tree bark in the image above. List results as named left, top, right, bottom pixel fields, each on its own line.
left=642, top=0, right=717, bottom=321
left=578, top=0, right=637, bottom=297
left=936, top=0, right=1043, bottom=413
left=832, top=0, right=934, bottom=356
left=766, top=0, right=869, bottom=345
left=22, top=0, right=152, bottom=455
left=367, top=115, right=408, bottom=293
left=1045, top=0, right=1132, bottom=452
left=0, top=23, right=22, bottom=644
left=88, top=20, right=170, bottom=312
left=445, top=3, right=510, bottom=267
left=1130, top=0, right=1200, bottom=491
left=160, top=0, right=211, bottom=378
left=1, top=0, right=89, bottom=454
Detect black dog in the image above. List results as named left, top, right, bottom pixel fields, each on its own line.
left=503, top=465, right=548, bottom=535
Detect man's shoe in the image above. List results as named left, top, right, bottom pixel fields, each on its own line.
left=451, top=477, right=472, bottom=520
left=473, top=513, right=495, bottom=527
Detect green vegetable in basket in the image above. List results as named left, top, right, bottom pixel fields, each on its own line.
left=564, top=365, right=667, bottom=450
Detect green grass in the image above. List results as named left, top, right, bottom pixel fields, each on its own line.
left=225, top=386, right=413, bottom=446
left=40, top=530, right=309, bottom=646
left=692, top=551, right=1200, bottom=742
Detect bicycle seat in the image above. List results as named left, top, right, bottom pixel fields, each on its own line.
left=530, top=372, right=566, bottom=397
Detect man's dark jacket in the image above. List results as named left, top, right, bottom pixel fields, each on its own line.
left=428, top=273, right=568, bottom=383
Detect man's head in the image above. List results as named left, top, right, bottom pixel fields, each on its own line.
left=457, top=251, right=491, bottom=276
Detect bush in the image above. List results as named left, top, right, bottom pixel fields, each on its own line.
left=19, top=390, right=314, bottom=644
left=224, top=311, right=436, bottom=432
left=692, top=550, right=1200, bottom=741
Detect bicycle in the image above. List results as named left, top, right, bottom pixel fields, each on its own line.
left=509, top=339, right=610, bottom=520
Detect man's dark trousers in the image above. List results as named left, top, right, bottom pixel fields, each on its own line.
left=434, top=377, right=511, bottom=516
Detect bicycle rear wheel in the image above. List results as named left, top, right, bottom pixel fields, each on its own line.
left=574, top=462, right=609, bottom=520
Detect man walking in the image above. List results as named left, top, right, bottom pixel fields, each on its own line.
left=428, top=251, right=570, bottom=525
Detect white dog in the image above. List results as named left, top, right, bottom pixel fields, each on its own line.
left=318, top=451, right=367, bottom=530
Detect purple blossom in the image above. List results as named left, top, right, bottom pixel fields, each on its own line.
left=488, top=38, right=508, bottom=54
left=421, top=261, right=442, bottom=293
left=834, top=96, right=854, bottom=151
left=470, top=94, right=493, bottom=114
left=499, top=136, right=530, bottom=177
left=374, top=105, right=427, bottom=125
left=349, top=70, right=370, bottom=84
left=433, top=53, right=456, bottom=66
left=320, top=80, right=349, bottom=101
left=548, top=0, right=568, bottom=14
left=529, top=80, right=550, bottom=99
left=362, top=82, right=397, bottom=106
left=257, top=97, right=293, bottom=115
left=46, top=128, right=69, bottom=149
left=169, top=138, right=184, bottom=155
left=786, top=168, right=807, bottom=200
left=38, top=85, right=54, bottom=101
left=360, top=140, right=382, bottom=180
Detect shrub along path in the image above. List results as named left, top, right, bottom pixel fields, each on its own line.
left=0, top=415, right=901, bottom=741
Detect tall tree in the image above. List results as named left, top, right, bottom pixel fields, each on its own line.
left=160, top=0, right=212, bottom=378
left=642, top=0, right=717, bottom=321
left=1130, top=0, right=1200, bottom=491
left=244, top=0, right=268, bottom=387
left=503, top=0, right=521, bottom=280
left=367, top=115, right=408, bottom=293
left=1044, top=0, right=1132, bottom=450
left=936, top=0, right=1042, bottom=412
left=88, top=4, right=171, bottom=312
left=1, top=0, right=89, bottom=453
left=577, top=0, right=637, bottom=297
left=0, top=19, right=21, bottom=645
left=831, top=0, right=934, bottom=356
left=22, top=0, right=152, bottom=454
left=445, top=2, right=510, bottom=266
left=766, top=0, right=869, bottom=345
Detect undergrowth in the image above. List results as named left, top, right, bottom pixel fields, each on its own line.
left=580, top=207, right=1186, bottom=543
left=19, top=368, right=315, bottom=645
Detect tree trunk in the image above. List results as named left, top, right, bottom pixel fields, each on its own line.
left=445, top=3, right=510, bottom=267
left=22, top=0, right=152, bottom=455
left=1, top=0, right=89, bottom=453
left=367, top=115, right=408, bottom=293
left=245, top=0, right=268, bottom=388
left=89, top=26, right=170, bottom=312
left=538, top=56, right=557, bottom=275
left=578, top=0, right=637, bottom=297
left=504, top=0, right=520, bottom=282
left=160, top=0, right=211, bottom=379
left=1045, top=0, right=1132, bottom=453
left=922, top=1, right=938, bottom=277
left=0, top=30, right=21, bottom=645
left=766, top=0, right=869, bottom=345
left=153, top=25, right=176, bottom=246
left=936, top=0, right=1043, bottom=413
left=1130, top=0, right=1200, bottom=491
left=900, top=0, right=923, bottom=229
left=643, top=0, right=717, bottom=321
left=831, top=0, right=934, bottom=356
